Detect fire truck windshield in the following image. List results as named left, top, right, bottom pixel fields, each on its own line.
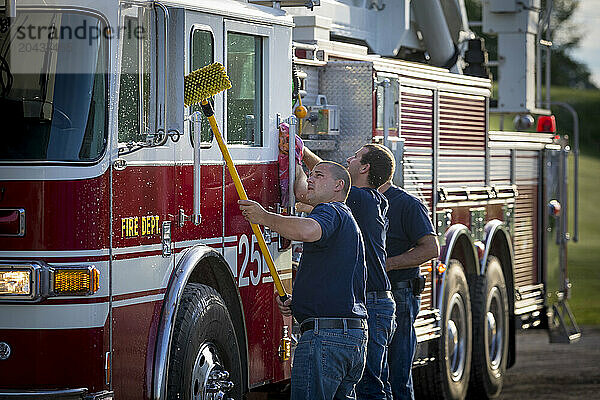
left=0, top=11, right=107, bottom=162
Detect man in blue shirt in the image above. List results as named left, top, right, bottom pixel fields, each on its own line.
left=346, top=144, right=397, bottom=400
left=299, top=144, right=397, bottom=400
left=380, top=181, right=439, bottom=400
left=239, top=161, right=368, bottom=400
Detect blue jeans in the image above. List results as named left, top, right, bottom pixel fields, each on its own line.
left=388, top=287, right=421, bottom=400
left=291, top=321, right=368, bottom=400
left=356, top=294, right=396, bottom=400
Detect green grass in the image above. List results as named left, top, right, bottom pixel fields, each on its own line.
left=567, top=153, right=600, bottom=326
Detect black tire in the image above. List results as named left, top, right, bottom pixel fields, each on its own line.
left=414, top=259, right=472, bottom=400
left=167, top=283, right=243, bottom=400
left=467, top=256, right=509, bottom=399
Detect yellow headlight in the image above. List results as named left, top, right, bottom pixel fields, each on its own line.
left=0, top=270, right=31, bottom=295
left=53, top=267, right=99, bottom=295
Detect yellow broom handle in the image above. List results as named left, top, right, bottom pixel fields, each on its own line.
left=202, top=101, right=288, bottom=299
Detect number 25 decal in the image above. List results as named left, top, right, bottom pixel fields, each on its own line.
left=238, top=234, right=265, bottom=287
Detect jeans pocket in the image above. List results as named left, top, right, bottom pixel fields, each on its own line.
left=291, top=335, right=313, bottom=397
left=376, top=313, right=395, bottom=338
left=320, top=339, right=361, bottom=381
left=394, top=288, right=411, bottom=313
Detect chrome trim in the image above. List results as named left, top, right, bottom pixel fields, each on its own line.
left=0, top=388, right=87, bottom=398
left=441, top=224, right=478, bottom=270
left=0, top=208, right=25, bottom=237
left=152, top=245, right=247, bottom=400
left=0, top=262, right=41, bottom=301
left=0, top=262, right=101, bottom=301
left=481, top=220, right=515, bottom=276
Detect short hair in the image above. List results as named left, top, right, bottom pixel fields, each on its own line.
left=360, top=143, right=395, bottom=188
left=318, top=161, right=352, bottom=200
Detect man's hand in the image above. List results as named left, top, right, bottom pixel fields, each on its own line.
left=275, top=293, right=293, bottom=317
left=238, top=199, right=268, bottom=225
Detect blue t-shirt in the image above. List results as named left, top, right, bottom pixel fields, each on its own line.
left=291, top=202, right=368, bottom=324
left=346, top=186, right=391, bottom=292
left=383, top=185, right=435, bottom=282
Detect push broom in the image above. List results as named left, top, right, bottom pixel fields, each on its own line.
left=184, top=63, right=289, bottom=301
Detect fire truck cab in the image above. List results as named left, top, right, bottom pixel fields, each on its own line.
left=0, top=0, right=296, bottom=398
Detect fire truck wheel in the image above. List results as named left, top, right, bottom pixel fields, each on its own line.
left=167, top=283, right=243, bottom=400
left=467, top=256, right=509, bottom=399
left=414, top=259, right=472, bottom=400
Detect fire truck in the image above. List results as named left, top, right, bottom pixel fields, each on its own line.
left=0, top=0, right=579, bottom=399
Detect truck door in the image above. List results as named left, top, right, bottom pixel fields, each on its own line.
left=111, top=4, right=176, bottom=396
left=175, top=11, right=225, bottom=250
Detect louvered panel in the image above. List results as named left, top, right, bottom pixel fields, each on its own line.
left=401, top=89, right=433, bottom=149
left=513, top=184, right=539, bottom=287
left=404, top=153, right=433, bottom=209
left=515, top=151, right=539, bottom=184
left=490, top=149, right=511, bottom=184
left=439, top=93, right=486, bottom=150
left=419, top=265, right=433, bottom=311
left=401, top=87, right=434, bottom=210
left=438, top=151, right=485, bottom=187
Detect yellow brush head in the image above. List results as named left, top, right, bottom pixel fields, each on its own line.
left=184, top=62, right=232, bottom=106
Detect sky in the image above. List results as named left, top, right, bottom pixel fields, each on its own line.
left=571, top=0, right=600, bottom=87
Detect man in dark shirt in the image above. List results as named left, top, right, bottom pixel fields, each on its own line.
left=380, top=181, right=439, bottom=400
left=346, top=144, right=397, bottom=400
left=239, top=161, right=368, bottom=400
left=299, top=144, right=397, bottom=399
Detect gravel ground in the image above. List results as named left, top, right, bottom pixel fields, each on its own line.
left=499, top=326, right=600, bottom=399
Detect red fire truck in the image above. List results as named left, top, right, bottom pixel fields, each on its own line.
left=0, top=0, right=579, bottom=399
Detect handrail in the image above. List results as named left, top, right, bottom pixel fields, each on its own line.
left=550, top=101, right=579, bottom=242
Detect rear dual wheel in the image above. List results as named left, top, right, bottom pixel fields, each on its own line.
left=167, top=283, right=243, bottom=400
left=468, top=256, right=509, bottom=399
left=414, top=259, right=472, bottom=400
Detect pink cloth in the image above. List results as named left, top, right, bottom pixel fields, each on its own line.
left=278, top=123, right=304, bottom=206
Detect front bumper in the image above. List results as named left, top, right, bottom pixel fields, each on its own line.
left=0, top=389, right=113, bottom=399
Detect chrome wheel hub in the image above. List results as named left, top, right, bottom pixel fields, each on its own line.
left=487, top=287, right=504, bottom=370
left=447, top=293, right=467, bottom=382
left=191, top=343, right=234, bottom=400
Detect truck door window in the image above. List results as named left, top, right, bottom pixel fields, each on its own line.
left=226, top=32, right=262, bottom=146
left=190, top=28, right=214, bottom=145
left=118, top=14, right=151, bottom=144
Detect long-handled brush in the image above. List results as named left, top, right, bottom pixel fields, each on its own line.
left=185, top=63, right=289, bottom=301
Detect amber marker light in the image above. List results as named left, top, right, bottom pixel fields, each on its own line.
left=437, top=263, right=447, bottom=274
left=52, top=267, right=100, bottom=296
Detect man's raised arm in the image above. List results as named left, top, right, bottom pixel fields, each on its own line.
left=238, top=199, right=322, bottom=242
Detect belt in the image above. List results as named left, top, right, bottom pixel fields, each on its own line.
left=300, top=318, right=367, bottom=334
left=393, top=280, right=412, bottom=289
left=366, top=290, right=394, bottom=301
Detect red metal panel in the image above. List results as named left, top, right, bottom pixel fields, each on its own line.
left=112, top=166, right=176, bottom=248
left=0, top=175, right=109, bottom=251
left=0, top=326, right=107, bottom=391
left=222, top=162, right=289, bottom=387
left=112, top=300, right=162, bottom=400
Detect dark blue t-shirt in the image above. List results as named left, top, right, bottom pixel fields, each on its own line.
left=383, top=185, right=435, bottom=282
left=291, top=201, right=368, bottom=324
left=346, top=186, right=391, bottom=292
